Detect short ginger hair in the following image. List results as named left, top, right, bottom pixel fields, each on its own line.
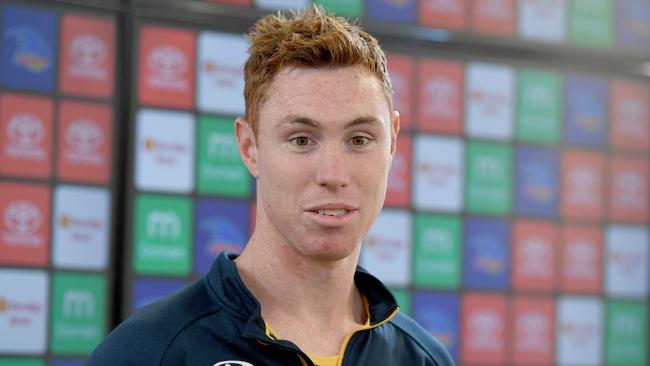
left=243, top=5, right=393, bottom=136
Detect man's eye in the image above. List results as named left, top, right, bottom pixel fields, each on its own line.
left=351, top=136, right=370, bottom=146
left=291, top=136, right=311, bottom=146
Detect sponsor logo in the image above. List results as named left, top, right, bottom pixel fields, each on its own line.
left=477, top=0, right=510, bottom=19
left=614, top=314, right=641, bottom=337
left=561, top=321, right=597, bottom=346
left=566, top=240, right=596, bottom=279
left=147, top=45, right=188, bottom=92
left=617, top=99, right=645, bottom=135
left=417, top=162, right=458, bottom=186
left=5, top=113, right=46, bottom=160
left=58, top=213, right=103, bottom=242
left=365, top=236, right=404, bottom=260
left=613, top=170, right=643, bottom=208
left=520, top=237, right=551, bottom=277
left=197, top=216, right=245, bottom=256
left=469, top=90, right=509, bottom=116
left=568, top=167, right=597, bottom=204
left=6, top=27, right=52, bottom=72
left=68, top=33, right=107, bottom=80
left=207, top=132, right=238, bottom=160
left=142, top=137, right=188, bottom=166
left=475, top=156, right=503, bottom=180
left=146, top=210, right=181, bottom=240
left=424, top=77, right=458, bottom=118
left=523, top=165, right=552, bottom=202
left=65, top=119, right=104, bottom=165
left=213, top=362, right=255, bottom=366
left=0, top=296, right=43, bottom=326
left=425, top=0, right=462, bottom=13
left=525, top=84, right=553, bottom=110
left=609, top=250, right=644, bottom=275
left=63, top=289, right=94, bottom=319
left=203, top=61, right=243, bottom=88
left=468, top=310, right=503, bottom=350
left=3, top=200, right=42, bottom=246
left=474, top=236, right=505, bottom=273
left=517, top=311, right=550, bottom=351
left=424, top=229, right=453, bottom=253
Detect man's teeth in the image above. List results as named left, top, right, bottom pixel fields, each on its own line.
left=318, top=209, right=347, bottom=216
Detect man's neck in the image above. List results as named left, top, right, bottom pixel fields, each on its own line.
left=234, top=230, right=365, bottom=355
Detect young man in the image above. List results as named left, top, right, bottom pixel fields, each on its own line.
left=87, top=6, right=454, bottom=366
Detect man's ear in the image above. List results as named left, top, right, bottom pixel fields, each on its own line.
left=235, top=116, right=259, bottom=178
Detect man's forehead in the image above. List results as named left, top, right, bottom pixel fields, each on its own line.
left=279, top=115, right=386, bottom=129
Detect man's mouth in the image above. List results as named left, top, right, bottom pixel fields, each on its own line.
left=317, top=209, right=348, bottom=216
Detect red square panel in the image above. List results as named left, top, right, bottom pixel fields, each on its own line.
left=59, top=13, right=115, bottom=99
left=511, top=297, right=555, bottom=365
left=511, top=220, right=558, bottom=293
left=561, top=149, right=605, bottom=221
left=386, top=53, right=414, bottom=130
left=0, top=94, right=53, bottom=179
left=560, top=225, right=602, bottom=294
left=57, top=100, right=113, bottom=184
left=0, top=182, right=51, bottom=266
left=385, top=134, right=411, bottom=208
left=417, top=58, right=464, bottom=134
left=418, top=0, right=467, bottom=31
left=469, top=0, right=516, bottom=36
left=608, top=155, right=649, bottom=223
left=610, top=80, right=649, bottom=152
left=138, top=25, right=195, bottom=109
left=461, top=293, right=508, bottom=365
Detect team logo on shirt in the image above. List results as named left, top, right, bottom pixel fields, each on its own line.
left=213, top=361, right=255, bottom=366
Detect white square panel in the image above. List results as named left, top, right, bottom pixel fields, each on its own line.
left=518, top=0, right=566, bottom=42
left=53, top=185, right=110, bottom=270
left=196, top=31, right=248, bottom=115
left=360, top=209, right=412, bottom=287
left=413, top=135, right=463, bottom=212
left=465, top=63, right=515, bottom=140
left=605, top=225, right=649, bottom=298
left=135, top=109, right=195, bottom=193
left=556, top=296, right=603, bottom=366
left=0, top=269, right=48, bottom=354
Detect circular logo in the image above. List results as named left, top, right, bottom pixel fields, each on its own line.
left=148, top=45, right=187, bottom=79
left=69, top=33, right=107, bottom=68
left=4, top=200, right=42, bottom=236
left=213, top=362, right=255, bottom=366
left=7, top=113, right=45, bottom=148
left=66, top=119, right=103, bottom=153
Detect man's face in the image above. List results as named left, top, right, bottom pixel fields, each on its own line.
left=237, top=65, right=398, bottom=262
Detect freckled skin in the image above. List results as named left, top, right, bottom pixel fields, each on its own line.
left=237, top=65, right=399, bottom=263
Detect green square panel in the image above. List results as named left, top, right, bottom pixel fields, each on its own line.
left=413, top=214, right=461, bottom=288
left=133, top=194, right=192, bottom=276
left=390, top=289, right=411, bottom=316
left=570, top=0, right=612, bottom=46
left=606, top=301, right=647, bottom=366
left=516, top=68, right=562, bottom=144
left=465, top=141, right=512, bottom=215
left=0, top=360, right=45, bottom=366
left=313, top=0, right=363, bottom=18
left=197, top=116, right=251, bottom=197
left=50, top=273, right=106, bottom=355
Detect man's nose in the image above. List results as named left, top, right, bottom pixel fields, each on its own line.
left=315, top=143, right=350, bottom=190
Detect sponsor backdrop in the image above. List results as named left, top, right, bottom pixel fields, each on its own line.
left=0, top=1, right=118, bottom=365
left=2, top=0, right=649, bottom=365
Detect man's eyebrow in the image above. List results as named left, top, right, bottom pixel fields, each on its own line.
left=280, top=115, right=383, bottom=128
left=280, top=116, right=320, bottom=127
